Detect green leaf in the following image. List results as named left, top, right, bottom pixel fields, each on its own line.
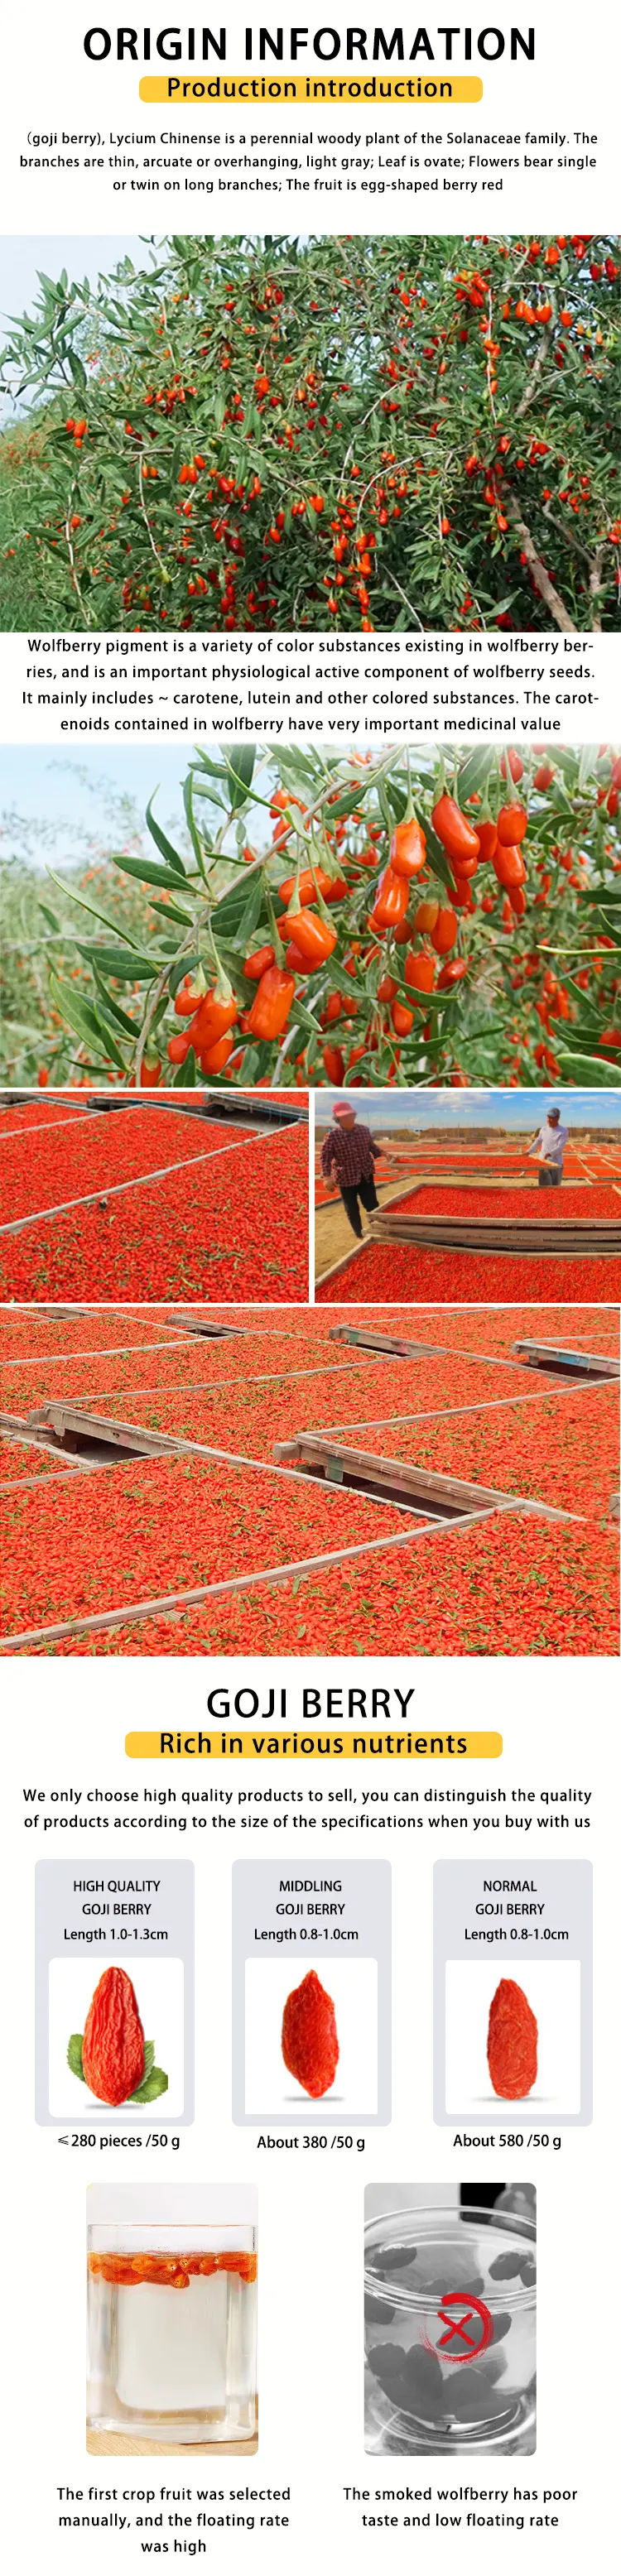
left=91, top=967, right=139, bottom=1037
left=46, top=866, right=147, bottom=946
left=233, top=873, right=265, bottom=949
left=111, top=849, right=199, bottom=895
left=169, top=955, right=198, bottom=997
left=326, top=785, right=372, bottom=820
left=182, top=772, right=206, bottom=877
left=76, top=943, right=160, bottom=982
left=190, top=751, right=229, bottom=782
left=172, top=1046, right=197, bottom=1087
left=49, top=973, right=125, bottom=1067
left=235, top=1042, right=261, bottom=1084
left=67, top=2033, right=85, bottom=2081
left=224, top=745, right=257, bottom=810
left=146, top=793, right=186, bottom=875
left=556, top=1048, right=621, bottom=1084
left=287, top=999, right=323, bottom=1041
left=128, top=2064, right=169, bottom=2104
left=577, top=746, right=601, bottom=792
left=210, top=872, right=261, bottom=937
left=37, top=901, right=60, bottom=932
left=150, top=898, right=196, bottom=927
left=456, top=748, right=495, bottom=802
left=141, top=2040, right=156, bottom=2082
left=423, top=824, right=455, bottom=893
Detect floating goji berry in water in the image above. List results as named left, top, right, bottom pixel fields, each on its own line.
left=82, top=1964, right=145, bottom=2105
left=281, top=1968, right=339, bottom=2098
left=487, top=1978, right=537, bottom=2099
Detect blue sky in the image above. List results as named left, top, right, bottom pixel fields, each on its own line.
left=0, top=239, right=161, bottom=420
left=0, top=237, right=155, bottom=323
left=0, top=746, right=195, bottom=866
left=316, top=1090, right=621, bottom=1131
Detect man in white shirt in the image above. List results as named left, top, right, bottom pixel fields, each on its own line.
left=526, top=1104, right=569, bottom=1188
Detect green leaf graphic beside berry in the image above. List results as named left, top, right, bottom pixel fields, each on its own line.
left=67, top=1965, right=169, bottom=2105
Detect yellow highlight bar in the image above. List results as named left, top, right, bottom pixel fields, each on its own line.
left=139, top=74, right=484, bottom=106
left=127, top=1732, right=502, bottom=1759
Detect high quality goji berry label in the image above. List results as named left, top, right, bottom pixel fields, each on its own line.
left=487, top=1977, right=538, bottom=2099
left=281, top=1968, right=339, bottom=2098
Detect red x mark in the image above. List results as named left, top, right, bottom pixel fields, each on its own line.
left=435, top=2290, right=493, bottom=2364
left=438, top=2304, right=478, bottom=2350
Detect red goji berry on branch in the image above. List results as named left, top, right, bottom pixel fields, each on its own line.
left=12, top=736, right=621, bottom=1091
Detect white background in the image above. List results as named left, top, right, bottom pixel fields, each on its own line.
left=2, top=1661, right=617, bottom=2570
left=244, top=1954, right=378, bottom=2114
left=48, top=1954, right=185, bottom=2119
left=445, top=1958, right=582, bottom=2118
left=1, top=0, right=619, bottom=2566
left=1, top=1, right=619, bottom=733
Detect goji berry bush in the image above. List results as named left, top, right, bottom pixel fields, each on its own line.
left=10, top=740, right=621, bottom=1091
left=0, top=1100, right=309, bottom=1300
left=1, top=1299, right=616, bottom=1655
left=1, top=234, right=619, bottom=633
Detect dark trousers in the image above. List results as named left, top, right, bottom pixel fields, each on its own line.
left=537, top=1165, right=562, bottom=1189
left=339, top=1174, right=379, bottom=1238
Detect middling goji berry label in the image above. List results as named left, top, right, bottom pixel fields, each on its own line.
left=487, top=1977, right=537, bottom=2099
left=81, top=1965, right=145, bottom=2106
left=281, top=1969, right=339, bottom=2098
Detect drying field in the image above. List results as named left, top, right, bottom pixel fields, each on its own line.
left=315, top=1135, right=621, bottom=1300
left=0, top=1300, right=618, bottom=1657
left=0, top=1097, right=309, bottom=1301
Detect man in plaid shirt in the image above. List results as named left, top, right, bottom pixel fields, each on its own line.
left=320, top=1101, right=387, bottom=1238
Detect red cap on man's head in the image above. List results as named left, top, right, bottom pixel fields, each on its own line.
left=333, top=1099, right=355, bottom=1120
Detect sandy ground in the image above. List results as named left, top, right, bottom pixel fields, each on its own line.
left=315, top=1177, right=419, bottom=1281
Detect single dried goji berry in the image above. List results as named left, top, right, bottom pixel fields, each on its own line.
left=81, top=1964, right=145, bottom=2105
left=487, top=1977, right=537, bottom=2099
left=281, top=1968, right=339, bottom=2098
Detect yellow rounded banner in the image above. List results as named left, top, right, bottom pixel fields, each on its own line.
left=139, top=74, right=484, bottom=105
